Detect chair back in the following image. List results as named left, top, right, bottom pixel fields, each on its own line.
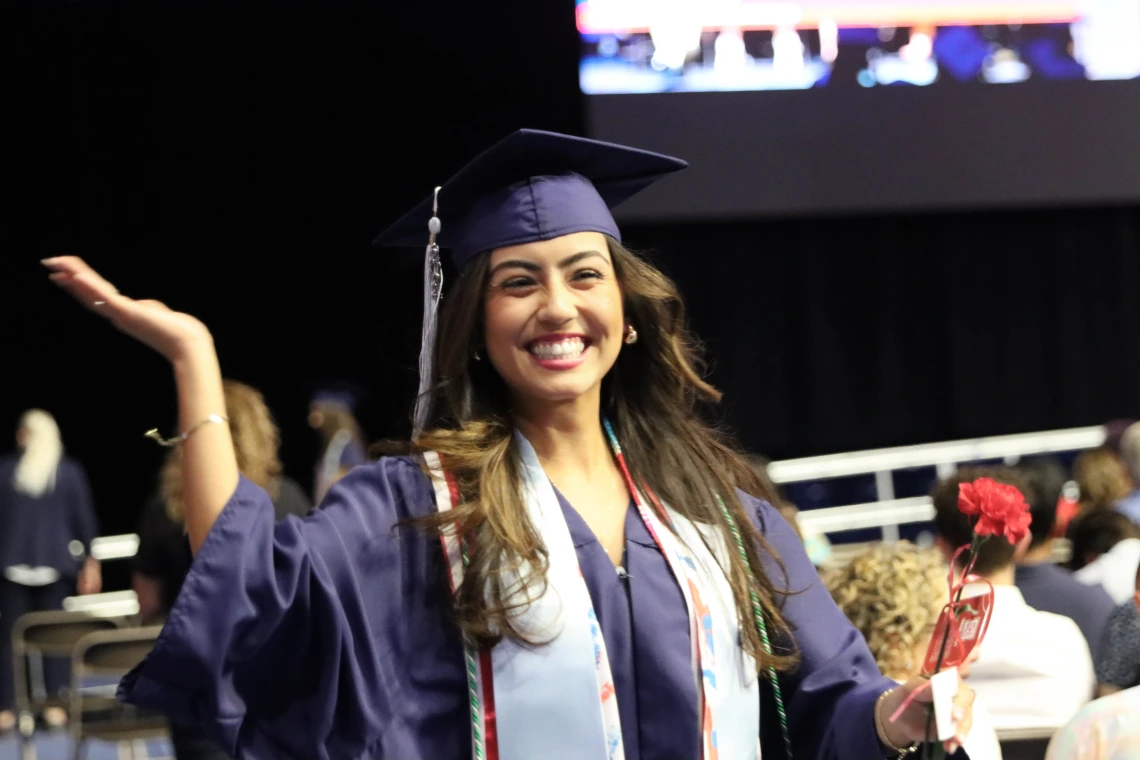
left=13, top=610, right=125, bottom=658
left=997, top=726, right=1055, bottom=760
left=72, top=626, right=163, bottom=677
left=10, top=611, right=125, bottom=721
left=69, top=626, right=168, bottom=747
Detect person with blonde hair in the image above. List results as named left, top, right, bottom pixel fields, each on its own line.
left=824, top=541, right=1003, bottom=760
left=0, top=409, right=101, bottom=732
left=132, top=380, right=311, bottom=619
left=131, top=380, right=310, bottom=759
left=45, top=130, right=973, bottom=759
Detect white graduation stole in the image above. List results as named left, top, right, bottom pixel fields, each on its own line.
left=424, top=434, right=760, bottom=760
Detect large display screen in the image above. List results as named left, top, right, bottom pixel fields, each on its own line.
left=580, top=1, right=1140, bottom=219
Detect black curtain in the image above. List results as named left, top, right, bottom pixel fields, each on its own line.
left=633, top=208, right=1140, bottom=457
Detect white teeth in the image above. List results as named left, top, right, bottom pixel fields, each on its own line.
left=529, top=338, right=586, bottom=360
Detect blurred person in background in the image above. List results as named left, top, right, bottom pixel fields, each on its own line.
left=1045, top=683, right=1140, bottom=760
left=1068, top=510, right=1140, bottom=606
left=1102, top=419, right=1136, bottom=456
left=0, top=410, right=101, bottom=732
left=1014, top=457, right=1115, bottom=663
left=1093, top=561, right=1140, bottom=698
left=824, top=541, right=1002, bottom=760
left=932, top=466, right=1094, bottom=731
left=132, top=381, right=310, bottom=760
left=1073, top=448, right=1133, bottom=515
left=133, top=380, right=311, bottom=621
left=1114, top=422, right=1140, bottom=525
left=307, top=388, right=367, bottom=504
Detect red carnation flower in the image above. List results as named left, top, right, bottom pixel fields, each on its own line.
left=958, top=477, right=1032, bottom=545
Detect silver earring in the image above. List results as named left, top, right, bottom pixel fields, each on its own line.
left=473, top=350, right=482, bottom=362
left=624, top=326, right=638, bottom=345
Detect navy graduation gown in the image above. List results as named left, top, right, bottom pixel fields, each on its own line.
left=119, top=456, right=895, bottom=760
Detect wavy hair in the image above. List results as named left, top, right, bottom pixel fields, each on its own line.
left=162, top=380, right=282, bottom=524
left=823, top=541, right=947, bottom=681
left=403, top=237, right=797, bottom=673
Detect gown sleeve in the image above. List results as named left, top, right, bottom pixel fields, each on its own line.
left=118, top=457, right=431, bottom=760
left=746, top=493, right=898, bottom=760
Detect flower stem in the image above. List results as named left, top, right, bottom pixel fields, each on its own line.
left=923, top=544, right=974, bottom=759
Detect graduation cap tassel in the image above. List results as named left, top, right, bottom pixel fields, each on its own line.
left=414, top=187, right=445, bottom=437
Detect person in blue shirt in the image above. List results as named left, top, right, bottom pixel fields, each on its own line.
left=1116, top=422, right=1140, bottom=525
left=0, top=409, right=101, bottom=732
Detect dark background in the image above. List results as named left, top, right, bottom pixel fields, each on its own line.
left=593, top=82, right=1140, bottom=219
left=4, top=1, right=1140, bottom=579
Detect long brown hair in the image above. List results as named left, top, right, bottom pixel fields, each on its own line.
left=163, top=380, right=283, bottom=523
left=403, top=237, right=797, bottom=673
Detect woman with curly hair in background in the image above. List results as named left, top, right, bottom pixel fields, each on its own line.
left=131, top=380, right=311, bottom=760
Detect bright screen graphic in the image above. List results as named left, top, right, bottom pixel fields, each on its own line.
left=579, top=0, right=1140, bottom=93
left=580, top=1, right=1140, bottom=219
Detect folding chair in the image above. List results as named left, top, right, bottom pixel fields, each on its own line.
left=11, top=610, right=126, bottom=759
left=996, top=726, right=1056, bottom=760
left=68, top=626, right=168, bottom=760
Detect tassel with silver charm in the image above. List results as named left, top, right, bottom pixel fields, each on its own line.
left=413, top=187, right=444, bottom=436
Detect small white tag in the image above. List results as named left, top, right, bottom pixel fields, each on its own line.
left=929, top=667, right=960, bottom=742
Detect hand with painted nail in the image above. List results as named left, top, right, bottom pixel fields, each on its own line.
left=42, top=256, right=214, bottom=364
left=878, top=675, right=977, bottom=755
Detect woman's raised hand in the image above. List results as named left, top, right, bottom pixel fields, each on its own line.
left=45, top=255, right=239, bottom=553
left=43, top=256, right=213, bottom=364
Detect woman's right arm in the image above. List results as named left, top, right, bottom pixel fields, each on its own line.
left=43, top=256, right=237, bottom=553
left=46, top=257, right=419, bottom=759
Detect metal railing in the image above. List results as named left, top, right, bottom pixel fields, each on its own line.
left=768, top=425, right=1104, bottom=541
left=64, top=536, right=143, bottom=616
left=766, top=425, right=1105, bottom=484
left=795, top=496, right=935, bottom=535
left=63, top=590, right=139, bottom=618
left=89, top=533, right=140, bottom=561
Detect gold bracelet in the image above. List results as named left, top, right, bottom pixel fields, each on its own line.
left=876, top=689, right=918, bottom=758
left=145, top=414, right=229, bottom=447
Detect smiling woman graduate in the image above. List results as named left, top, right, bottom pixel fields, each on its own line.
left=44, top=129, right=973, bottom=760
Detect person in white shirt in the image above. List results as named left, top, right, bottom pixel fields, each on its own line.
left=932, top=467, right=1095, bottom=732
left=1068, top=509, right=1140, bottom=606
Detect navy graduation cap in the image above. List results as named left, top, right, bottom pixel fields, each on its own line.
left=373, top=129, right=687, bottom=432
left=374, top=128, right=687, bottom=268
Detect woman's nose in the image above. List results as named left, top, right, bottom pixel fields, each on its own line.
left=537, top=282, right=576, bottom=324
